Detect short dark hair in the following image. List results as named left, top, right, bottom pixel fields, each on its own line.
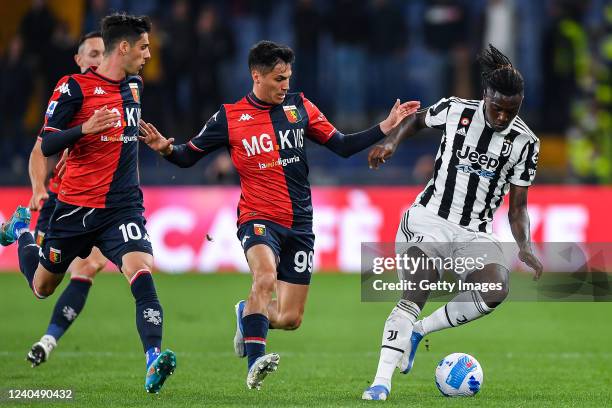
left=477, top=44, right=524, bottom=96
left=77, top=31, right=102, bottom=52
left=101, top=13, right=151, bottom=55
left=248, top=41, right=294, bottom=74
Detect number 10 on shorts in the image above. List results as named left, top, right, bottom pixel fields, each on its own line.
left=118, top=222, right=150, bottom=243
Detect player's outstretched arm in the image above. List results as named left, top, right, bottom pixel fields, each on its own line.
left=325, top=99, right=420, bottom=158
left=368, top=108, right=428, bottom=170
left=139, top=120, right=204, bottom=168
left=41, top=106, right=120, bottom=156
left=508, top=184, right=543, bottom=280
left=28, top=138, right=49, bottom=211
left=139, top=120, right=175, bottom=155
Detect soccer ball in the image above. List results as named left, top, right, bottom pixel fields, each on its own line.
left=434, top=353, right=483, bottom=397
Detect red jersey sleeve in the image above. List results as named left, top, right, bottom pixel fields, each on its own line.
left=301, top=94, right=337, bottom=144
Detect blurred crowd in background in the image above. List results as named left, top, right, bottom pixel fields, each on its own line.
left=0, top=0, right=610, bottom=186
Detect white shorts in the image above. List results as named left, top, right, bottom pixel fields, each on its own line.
left=395, top=204, right=508, bottom=280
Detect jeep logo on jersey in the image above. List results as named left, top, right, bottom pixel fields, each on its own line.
left=283, top=105, right=302, bottom=123
left=456, top=145, right=499, bottom=170
left=242, top=129, right=305, bottom=157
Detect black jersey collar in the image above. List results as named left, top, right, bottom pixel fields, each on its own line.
left=246, top=92, right=276, bottom=110
left=86, top=66, right=123, bottom=84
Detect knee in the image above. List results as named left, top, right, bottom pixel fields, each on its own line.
left=280, top=313, right=303, bottom=330
left=80, top=259, right=105, bottom=278
left=33, top=281, right=56, bottom=298
left=121, top=255, right=154, bottom=281
left=480, top=281, right=509, bottom=309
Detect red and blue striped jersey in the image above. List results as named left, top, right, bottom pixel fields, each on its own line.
left=42, top=67, right=143, bottom=208
left=188, top=92, right=337, bottom=228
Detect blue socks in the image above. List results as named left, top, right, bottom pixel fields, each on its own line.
left=243, top=313, right=269, bottom=369
left=130, top=271, right=163, bottom=357
left=17, top=233, right=39, bottom=293
left=46, top=278, right=92, bottom=340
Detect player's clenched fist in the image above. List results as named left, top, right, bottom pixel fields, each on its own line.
left=82, top=105, right=121, bottom=134
left=368, top=142, right=395, bottom=170
left=28, top=188, right=49, bottom=211
left=139, top=119, right=175, bottom=156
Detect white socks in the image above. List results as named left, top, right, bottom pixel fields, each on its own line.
left=421, top=290, right=492, bottom=335
left=371, top=299, right=420, bottom=391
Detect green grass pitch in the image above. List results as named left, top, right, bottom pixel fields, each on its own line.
left=1, top=272, right=611, bottom=407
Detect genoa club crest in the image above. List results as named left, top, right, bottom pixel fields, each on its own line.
left=283, top=105, right=301, bottom=123
left=129, top=82, right=140, bottom=103
left=50, top=247, right=62, bottom=263
left=254, top=224, right=266, bottom=236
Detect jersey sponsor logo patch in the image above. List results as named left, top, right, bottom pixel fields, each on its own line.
left=242, top=130, right=304, bottom=157
left=456, top=146, right=499, bottom=170
left=455, top=164, right=496, bottom=179
left=254, top=224, right=266, bottom=236
left=238, top=113, right=254, bottom=122
left=460, top=117, right=470, bottom=126
left=283, top=105, right=302, bottom=123
left=49, top=247, right=62, bottom=263
left=54, top=82, right=71, bottom=96
left=129, top=82, right=140, bottom=103
left=258, top=155, right=300, bottom=170
left=45, top=101, right=58, bottom=119
left=93, top=87, right=106, bottom=95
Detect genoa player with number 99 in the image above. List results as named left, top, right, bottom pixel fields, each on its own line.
left=138, top=41, right=420, bottom=390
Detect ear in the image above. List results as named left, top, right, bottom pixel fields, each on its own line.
left=119, top=40, right=130, bottom=56
left=74, top=54, right=80, bottom=67
left=251, top=69, right=260, bottom=84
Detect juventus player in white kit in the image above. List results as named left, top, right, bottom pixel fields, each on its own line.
left=362, top=45, right=544, bottom=401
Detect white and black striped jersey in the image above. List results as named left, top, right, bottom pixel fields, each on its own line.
left=414, top=97, right=539, bottom=233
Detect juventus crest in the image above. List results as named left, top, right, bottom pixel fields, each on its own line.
left=501, top=139, right=513, bottom=157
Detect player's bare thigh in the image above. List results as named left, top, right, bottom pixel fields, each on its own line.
left=120, top=251, right=154, bottom=282
left=67, top=247, right=108, bottom=280
left=244, top=244, right=278, bottom=316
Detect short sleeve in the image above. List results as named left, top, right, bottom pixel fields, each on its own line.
left=302, top=95, right=337, bottom=144
left=43, top=76, right=83, bottom=133
left=510, top=139, right=539, bottom=186
left=424, top=97, right=452, bottom=130
left=188, top=106, right=229, bottom=154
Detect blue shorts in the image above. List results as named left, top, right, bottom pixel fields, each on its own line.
left=39, top=201, right=153, bottom=274
left=237, top=219, right=315, bottom=285
left=34, top=191, right=58, bottom=246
